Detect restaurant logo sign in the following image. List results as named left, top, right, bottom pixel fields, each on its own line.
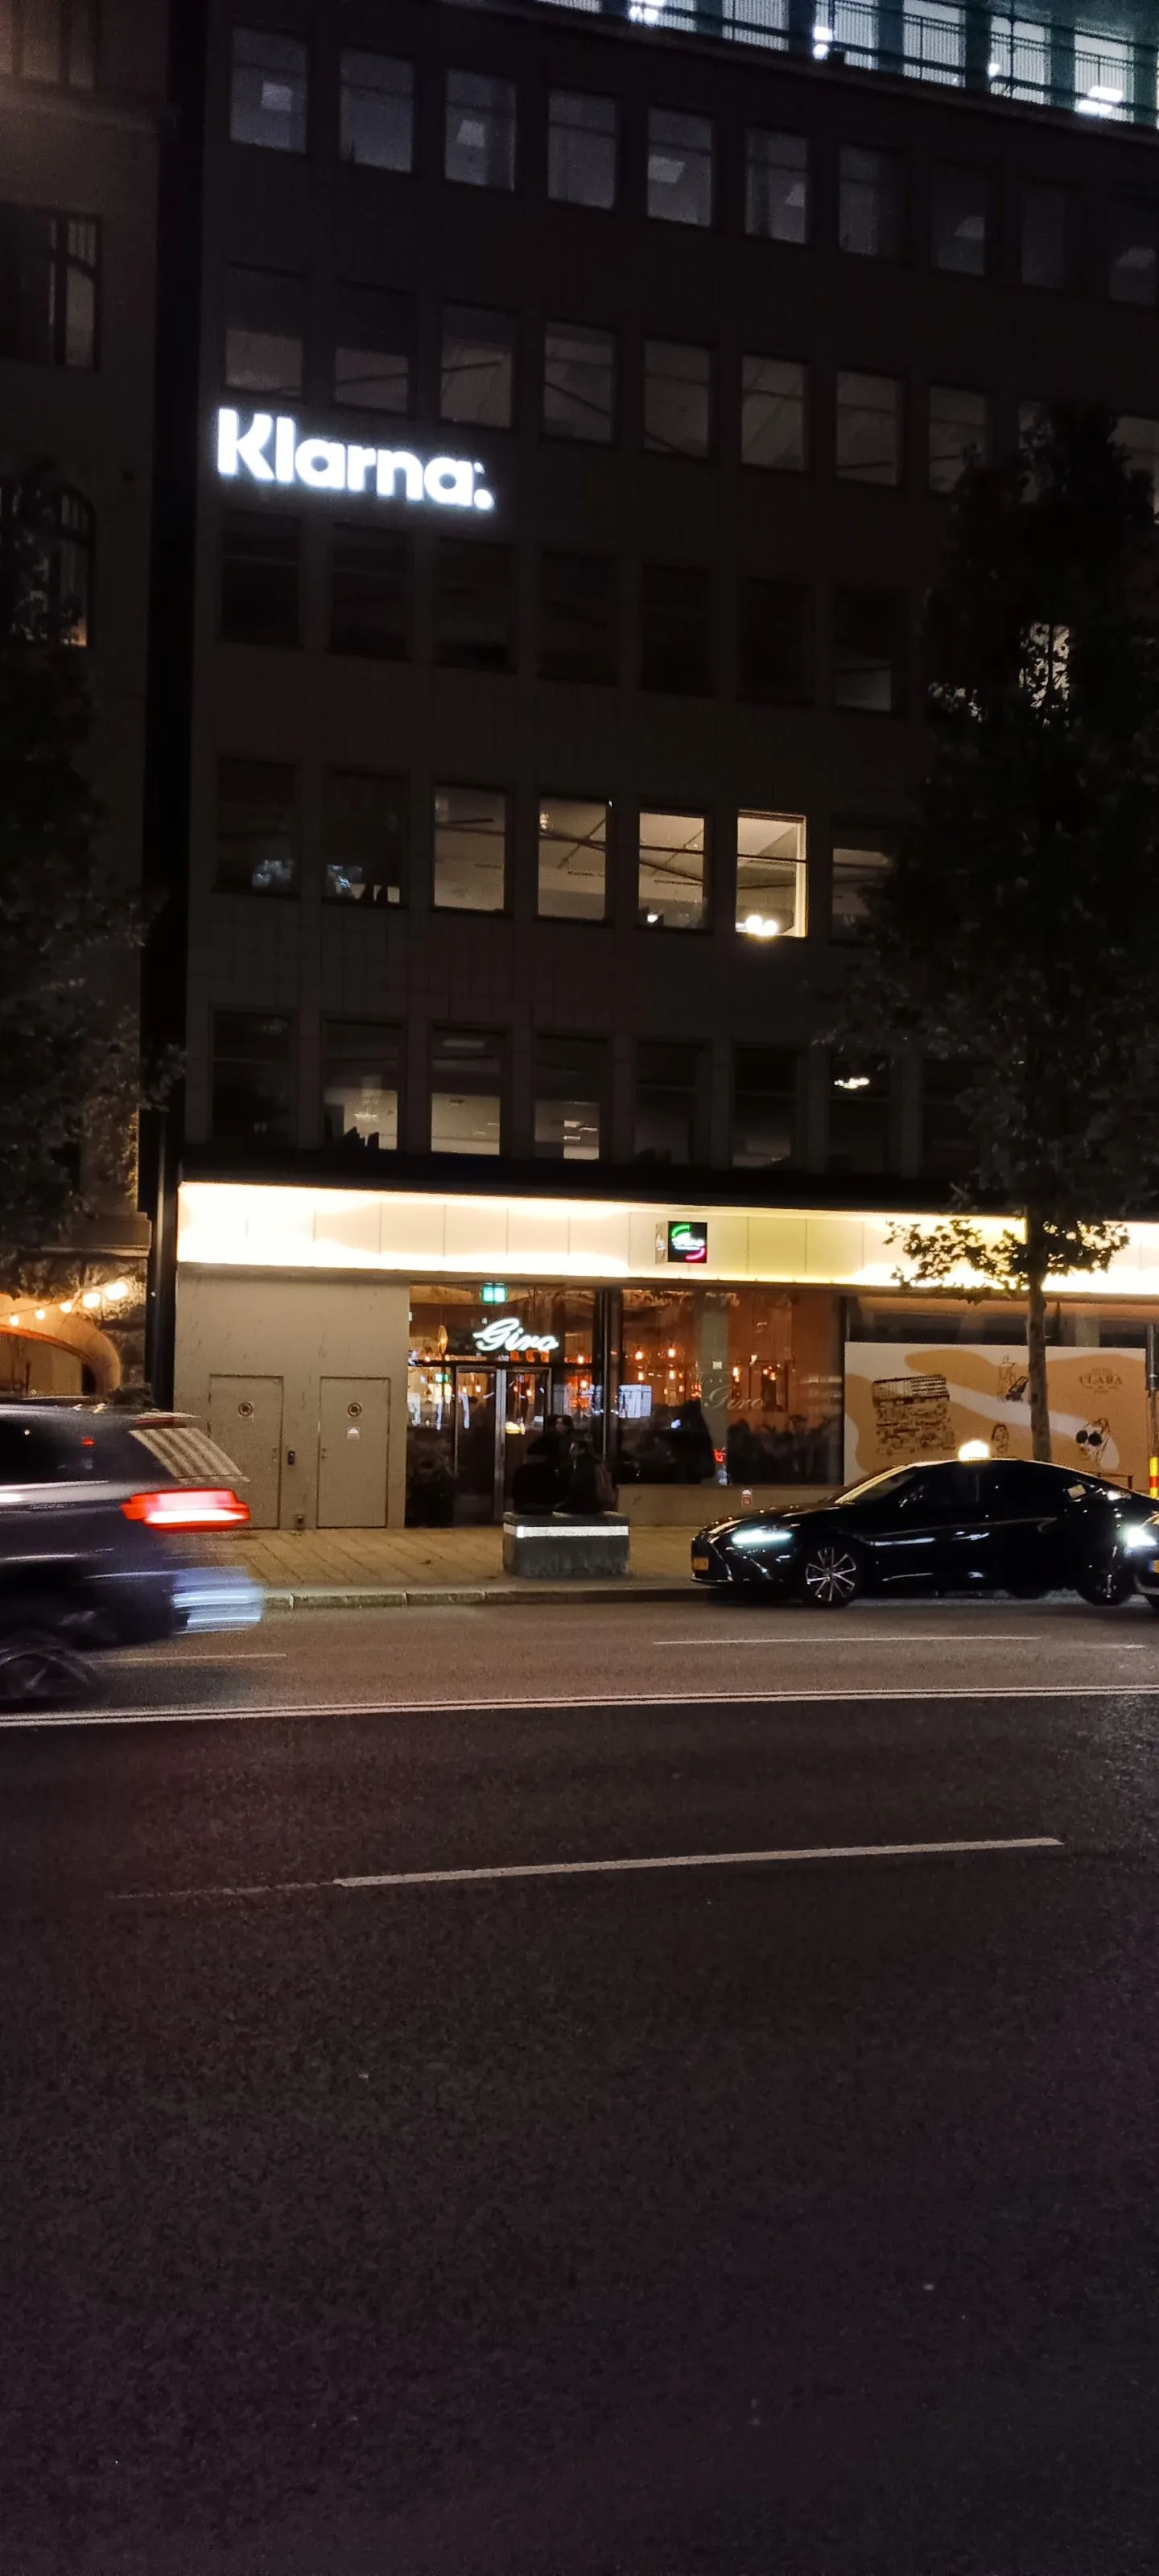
left=660, top=1220, right=708, bottom=1266
left=216, top=409, right=496, bottom=511
left=472, top=1317, right=560, bottom=1356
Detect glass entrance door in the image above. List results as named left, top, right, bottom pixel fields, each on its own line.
left=450, top=1368, right=499, bottom=1524
left=501, top=1367, right=551, bottom=1508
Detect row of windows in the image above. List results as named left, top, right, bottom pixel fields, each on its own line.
left=0, top=0, right=96, bottom=89
left=212, top=770, right=889, bottom=938
left=229, top=28, right=1159, bottom=303
left=220, top=514, right=909, bottom=709
left=212, top=1013, right=920, bottom=1179
left=0, top=202, right=99, bottom=372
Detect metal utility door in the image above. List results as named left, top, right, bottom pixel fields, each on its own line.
left=208, top=1374, right=283, bottom=1529
left=318, top=1377, right=390, bottom=1527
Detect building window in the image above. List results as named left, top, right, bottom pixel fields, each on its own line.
left=831, top=828, right=893, bottom=934
left=1117, top=414, right=1159, bottom=513
left=829, top=1057, right=890, bottom=1174
left=922, top=1057, right=975, bottom=1179
left=328, top=526, right=409, bottom=658
left=736, top=811, right=806, bottom=941
left=440, top=306, right=514, bottom=428
left=2, top=477, right=94, bottom=646
left=445, top=69, right=515, bottom=190
left=339, top=50, right=413, bottom=172
left=640, top=564, right=713, bottom=696
left=738, top=577, right=810, bottom=706
left=834, top=591, right=904, bottom=713
left=224, top=266, right=302, bottom=397
left=1109, top=202, right=1157, bottom=306
left=431, top=1029, right=504, bottom=1155
left=638, top=808, right=706, bottom=931
left=0, top=0, right=97, bottom=86
left=647, top=108, right=712, bottom=226
left=543, top=321, right=614, bottom=443
left=932, top=164, right=988, bottom=275
left=634, top=1041, right=703, bottom=1163
left=534, top=1034, right=604, bottom=1161
left=929, top=385, right=988, bottom=492
left=733, top=1047, right=799, bottom=1168
left=644, top=340, right=711, bottom=458
left=323, top=1021, right=400, bottom=1154
left=333, top=284, right=411, bottom=414
left=229, top=29, right=307, bottom=153
left=537, top=798, right=608, bottom=921
left=220, top=511, right=300, bottom=647
left=740, top=356, right=806, bottom=471
left=745, top=129, right=808, bottom=244
left=839, top=147, right=901, bottom=259
left=212, top=1010, right=295, bottom=1143
left=1021, top=182, right=1068, bottom=288
left=433, top=786, right=506, bottom=913
left=538, top=551, right=617, bottom=683
left=0, top=207, right=98, bottom=369
left=433, top=538, right=514, bottom=672
left=548, top=89, right=616, bottom=209
left=835, top=371, right=901, bottom=485
left=214, top=758, right=298, bottom=897
left=322, top=770, right=406, bottom=906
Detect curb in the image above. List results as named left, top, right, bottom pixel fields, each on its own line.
left=260, top=1580, right=697, bottom=1612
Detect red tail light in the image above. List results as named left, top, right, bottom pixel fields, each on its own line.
left=122, top=1488, right=250, bottom=1530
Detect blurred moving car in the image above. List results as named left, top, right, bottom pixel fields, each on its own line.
left=0, top=1403, right=262, bottom=1707
left=692, top=1455, right=1159, bottom=1608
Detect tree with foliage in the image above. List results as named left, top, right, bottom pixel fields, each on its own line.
left=843, top=407, right=1159, bottom=1459
left=0, top=469, right=145, bottom=1294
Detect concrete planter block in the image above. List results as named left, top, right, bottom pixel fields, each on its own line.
left=502, top=1513, right=630, bottom=1579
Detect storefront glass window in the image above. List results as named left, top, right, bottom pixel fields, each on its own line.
left=406, top=1285, right=596, bottom=1525
left=617, top=1286, right=842, bottom=1488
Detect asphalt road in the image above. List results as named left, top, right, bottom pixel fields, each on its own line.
left=5, top=1600, right=1159, bottom=2573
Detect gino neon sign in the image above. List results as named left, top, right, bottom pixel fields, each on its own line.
left=215, top=408, right=496, bottom=511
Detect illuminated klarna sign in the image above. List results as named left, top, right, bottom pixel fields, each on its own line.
left=215, top=408, right=496, bottom=512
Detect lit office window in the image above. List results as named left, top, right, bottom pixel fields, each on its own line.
left=838, top=146, right=902, bottom=258
left=904, top=0, right=964, bottom=83
left=339, top=51, right=414, bottom=171
left=1021, top=182, right=1068, bottom=287
left=322, top=1022, right=400, bottom=1154
left=224, top=266, right=303, bottom=396
left=745, top=129, right=809, bottom=243
left=548, top=90, right=616, bottom=208
left=430, top=1029, right=504, bottom=1155
left=1074, top=31, right=1129, bottom=117
left=543, top=322, right=614, bottom=442
left=740, top=356, right=806, bottom=470
left=333, top=285, right=411, bottom=413
left=322, top=770, right=406, bottom=906
left=928, top=386, right=989, bottom=491
left=440, top=306, right=514, bottom=427
left=212, top=1012, right=295, bottom=1143
left=738, top=579, right=811, bottom=705
left=644, top=340, right=711, bottom=457
left=733, top=1048, right=800, bottom=1168
left=432, top=786, right=507, bottom=912
left=214, top=758, right=298, bottom=896
left=831, top=829, right=893, bottom=933
left=932, top=163, right=988, bottom=274
left=534, top=1035, right=604, bottom=1161
left=646, top=108, right=712, bottom=226
left=538, top=551, right=617, bottom=684
left=537, top=799, right=608, bottom=921
left=835, top=371, right=901, bottom=484
left=1109, top=200, right=1157, bottom=305
left=637, top=809, right=706, bottom=930
left=834, top=593, right=904, bottom=713
left=633, top=1041, right=703, bottom=1164
left=445, top=69, right=516, bottom=189
left=735, top=811, right=806, bottom=941
left=229, top=29, right=307, bottom=151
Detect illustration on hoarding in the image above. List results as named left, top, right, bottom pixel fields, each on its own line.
left=844, top=1344, right=1147, bottom=1491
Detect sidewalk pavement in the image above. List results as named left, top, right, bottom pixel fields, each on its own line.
left=228, top=1521, right=700, bottom=1609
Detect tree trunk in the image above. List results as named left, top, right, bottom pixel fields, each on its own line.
left=1025, top=1220, right=1051, bottom=1462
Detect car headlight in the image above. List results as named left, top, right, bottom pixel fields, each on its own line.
left=729, top=1525, right=794, bottom=1553
left=1122, top=1521, right=1159, bottom=1551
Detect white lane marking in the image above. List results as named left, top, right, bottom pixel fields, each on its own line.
left=653, top=1635, right=1149, bottom=1648
left=8, top=1683, right=1159, bottom=1733
left=109, top=1835, right=1063, bottom=1905
left=114, top=1650, right=287, bottom=1664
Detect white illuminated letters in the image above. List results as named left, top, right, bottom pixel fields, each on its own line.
left=215, top=410, right=496, bottom=514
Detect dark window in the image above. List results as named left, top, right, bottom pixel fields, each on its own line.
left=929, top=386, right=988, bottom=492
left=440, top=305, right=514, bottom=428
left=543, top=322, right=614, bottom=444
left=2, top=478, right=93, bottom=646
left=433, top=538, right=514, bottom=672
left=220, top=510, right=300, bottom=647
left=932, top=164, right=988, bottom=275
left=212, top=1010, right=295, bottom=1143
left=333, top=283, right=411, bottom=414
left=224, top=266, right=303, bottom=397
left=0, top=0, right=97, bottom=86
left=839, top=147, right=901, bottom=259
left=922, top=1055, right=975, bottom=1178
left=831, top=828, right=893, bottom=932
left=979, top=1461, right=1068, bottom=1518
left=740, top=357, right=806, bottom=470
left=538, top=550, right=617, bottom=683
left=322, top=770, right=406, bottom=906
left=644, top=340, right=711, bottom=457
left=537, top=798, right=608, bottom=920
left=834, top=591, right=904, bottom=714
left=647, top=108, right=712, bottom=225
left=323, top=1020, right=400, bottom=1153
left=431, top=1028, right=505, bottom=1155
left=548, top=90, right=616, bottom=209
left=433, top=786, right=506, bottom=912
left=445, top=69, right=515, bottom=189
left=829, top=1056, right=890, bottom=1173
left=836, top=370, right=901, bottom=485
left=733, top=1046, right=799, bottom=1168
left=1021, top=182, right=1068, bottom=288
left=640, top=563, right=714, bottom=696
left=1109, top=200, right=1157, bottom=306
left=339, top=50, right=413, bottom=171
left=634, top=1039, right=703, bottom=1163
left=214, top=757, right=298, bottom=896
left=0, top=1418, right=148, bottom=1480
left=534, top=1034, right=604, bottom=1160
left=229, top=28, right=307, bottom=152
left=0, top=205, right=97, bottom=369
left=738, top=578, right=810, bottom=705
left=329, top=526, right=409, bottom=658
left=745, top=129, right=808, bottom=243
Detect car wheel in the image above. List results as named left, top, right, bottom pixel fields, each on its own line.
left=1074, top=1560, right=1135, bottom=1608
left=0, top=1630, right=97, bottom=1712
left=799, top=1540, right=864, bottom=1609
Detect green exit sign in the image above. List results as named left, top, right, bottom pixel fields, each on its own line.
left=481, top=1281, right=508, bottom=1304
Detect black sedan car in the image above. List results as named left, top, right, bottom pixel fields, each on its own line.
left=692, top=1455, right=1159, bottom=1608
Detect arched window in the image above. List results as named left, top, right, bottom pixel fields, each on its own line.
left=0, top=0, right=97, bottom=89
left=0, top=477, right=95, bottom=646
